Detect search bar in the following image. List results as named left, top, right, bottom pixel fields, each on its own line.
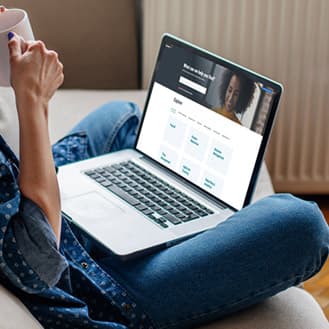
left=179, top=76, right=207, bottom=95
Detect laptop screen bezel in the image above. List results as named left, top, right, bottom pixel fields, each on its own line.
left=134, top=34, right=282, bottom=211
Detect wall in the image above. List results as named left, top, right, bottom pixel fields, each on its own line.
left=142, top=0, right=329, bottom=193
left=2, top=0, right=139, bottom=89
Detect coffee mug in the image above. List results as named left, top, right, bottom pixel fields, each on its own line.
left=0, top=8, right=34, bottom=86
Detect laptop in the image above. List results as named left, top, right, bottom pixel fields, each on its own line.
left=57, top=34, right=282, bottom=259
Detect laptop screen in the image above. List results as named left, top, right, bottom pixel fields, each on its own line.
left=136, top=35, right=282, bottom=210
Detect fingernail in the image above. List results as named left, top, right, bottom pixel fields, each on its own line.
left=8, top=32, right=14, bottom=40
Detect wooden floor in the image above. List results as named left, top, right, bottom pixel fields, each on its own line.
left=301, top=195, right=329, bottom=320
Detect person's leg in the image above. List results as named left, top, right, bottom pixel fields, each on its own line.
left=98, top=194, right=329, bottom=329
left=52, top=101, right=141, bottom=166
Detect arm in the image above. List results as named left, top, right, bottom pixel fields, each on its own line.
left=8, top=34, right=64, bottom=245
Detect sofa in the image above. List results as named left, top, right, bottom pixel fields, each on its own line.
left=0, top=87, right=328, bottom=329
left=0, top=1, right=328, bottom=328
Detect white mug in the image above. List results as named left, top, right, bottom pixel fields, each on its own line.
left=0, top=8, right=34, bottom=86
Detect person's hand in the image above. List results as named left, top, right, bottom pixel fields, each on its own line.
left=8, top=33, right=64, bottom=114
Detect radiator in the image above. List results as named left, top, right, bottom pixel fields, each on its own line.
left=142, top=0, right=329, bottom=193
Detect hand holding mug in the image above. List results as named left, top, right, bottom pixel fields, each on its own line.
left=8, top=34, right=64, bottom=109
left=0, top=7, right=34, bottom=86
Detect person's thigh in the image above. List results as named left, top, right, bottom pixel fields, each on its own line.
left=98, top=194, right=329, bottom=329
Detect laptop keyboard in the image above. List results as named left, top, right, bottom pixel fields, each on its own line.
left=83, top=161, right=215, bottom=228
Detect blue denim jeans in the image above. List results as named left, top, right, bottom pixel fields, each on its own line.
left=68, top=101, right=329, bottom=329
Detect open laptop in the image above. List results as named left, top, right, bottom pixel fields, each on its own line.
left=57, top=34, right=282, bottom=259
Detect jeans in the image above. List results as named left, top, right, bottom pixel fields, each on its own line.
left=67, top=101, right=329, bottom=329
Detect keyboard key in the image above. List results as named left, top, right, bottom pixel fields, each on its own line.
left=95, top=177, right=106, bottom=183
left=95, top=169, right=106, bottom=174
left=150, top=205, right=161, bottom=212
left=148, top=212, right=159, bottom=219
left=142, top=208, right=153, bottom=216
left=157, top=209, right=167, bottom=216
left=134, top=194, right=144, bottom=200
left=104, top=166, right=117, bottom=173
left=190, top=205, right=199, bottom=211
left=181, top=213, right=199, bottom=222
left=151, top=197, right=161, bottom=203
left=100, top=181, right=113, bottom=188
left=84, top=170, right=95, bottom=176
left=106, top=185, right=140, bottom=206
left=196, top=210, right=208, bottom=217
left=163, top=214, right=181, bottom=225
left=136, top=204, right=148, bottom=211
left=176, top=213, right=187, bottom=219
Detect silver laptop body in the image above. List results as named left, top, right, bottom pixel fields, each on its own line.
left=58, top=34, right=282, bottom=259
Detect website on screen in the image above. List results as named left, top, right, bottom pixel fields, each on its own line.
left=137, top=43, right=276, bottom=209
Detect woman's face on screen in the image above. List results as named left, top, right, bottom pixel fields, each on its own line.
left=225, top=75, right=240, bottom=112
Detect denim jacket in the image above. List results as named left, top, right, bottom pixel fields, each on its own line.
left=0, top=134, right=152, bottom=329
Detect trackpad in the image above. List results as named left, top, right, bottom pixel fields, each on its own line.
left=62, top=192, right=125, bottom=232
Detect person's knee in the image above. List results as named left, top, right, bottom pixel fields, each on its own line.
left=270, top=194, right=329, bottom=268
left=280, top=194, right=326, bottom=238
left=99, top=101, right=141, bottom=118
left=69, top=101, right=141, bottom=135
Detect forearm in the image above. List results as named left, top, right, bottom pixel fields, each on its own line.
left=17, top=96, right=61, bottom=244
left=7, top=33, right=64, bottom=244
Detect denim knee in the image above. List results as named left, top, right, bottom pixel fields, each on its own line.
left=69, top=101, right=141, bottom=156
left=99, top=101, right=141, bottom=118
left=92, top=101, right=141, bottom=132
left=69, top=100, right=141, bottom=137
left=102, top=101, right=141, bottom=152
left=270, top=194, right=329, bottom=275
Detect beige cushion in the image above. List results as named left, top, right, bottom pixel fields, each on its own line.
left=201, top=287, right=329, bottom=329
left=0, top=285, right=43, bottom=329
